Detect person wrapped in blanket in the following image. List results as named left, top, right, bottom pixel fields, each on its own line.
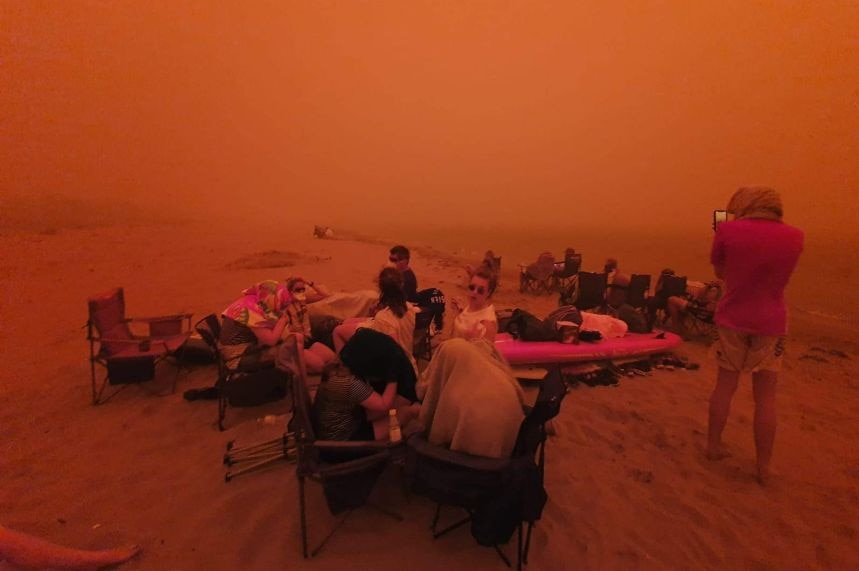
left=313, top=329, right=419, bottom=449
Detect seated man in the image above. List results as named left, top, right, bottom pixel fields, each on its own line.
left=667, top=280, right=723, bottom=336
left=600, top=273, right=649, bottom=333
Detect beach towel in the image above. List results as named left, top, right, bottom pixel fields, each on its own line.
left=417, top=338, right=525, bottom=459
left=307, top=289, right=377, bottom=326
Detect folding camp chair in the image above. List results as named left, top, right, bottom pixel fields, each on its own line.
left=86, top=287, right=192, bottom=405
left=648, top=274, right=688, bottom=328
left=413, top=309, right=436, bottom=362
left=194, top=314, right=291, bottom=431
left=570, top=271, right=608, bottom=311
left=288, top=333, right=400, bottom=558
left=626, top=274, right=651, bottom=309
left=678, top=282, right=721, bottom=342
left=408, top=367, right=566, bottom=570
left=552, top=253, right=582, bottom=292
left=519, top=252, right=556, bottom=294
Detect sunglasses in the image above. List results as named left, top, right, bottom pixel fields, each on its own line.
left=292, top=287, right=306, bottom=293
left=389, top=256, right=404, bottom=263
left=467, top=283, right=486, bottom=295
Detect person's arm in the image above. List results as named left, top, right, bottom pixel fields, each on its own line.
left=305, top=281, right=330, bottom=303
left=479, top=320, right=498, bottom=342
left=249, top=314, right=288, bottom=346
left=360, top=382, right=397, bottom=413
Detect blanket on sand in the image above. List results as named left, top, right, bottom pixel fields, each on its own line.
left=417, top=338, right=525, bottom=459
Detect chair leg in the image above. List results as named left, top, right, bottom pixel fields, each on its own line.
left=523, top=521, right=533, bottom=565
left=310, top=510, right=352, bottom=558
left=494, top=544, right=512, bottom=568
left=218, top=393, right=227, bottom=431
left=299, top=474, right=308, bottom=558
left=517, top=522, right=523, bottom=571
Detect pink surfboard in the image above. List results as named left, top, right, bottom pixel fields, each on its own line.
left=495, top=331, right=682, bottom=366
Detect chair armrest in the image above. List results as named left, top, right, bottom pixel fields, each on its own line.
left=129, top=313, right=192, bottom=323
left=312, top=439, right=392, bottom=451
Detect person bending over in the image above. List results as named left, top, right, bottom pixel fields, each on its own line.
left=707, top=186, right=803, bottom=485
left=450, top=266, right=498, bottom=342
left=220, top=280, right=295, bottom=372
left=314, top=329, right=419, bottom=448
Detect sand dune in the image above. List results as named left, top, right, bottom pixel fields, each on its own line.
left=1, top=219, right=857, bottom=570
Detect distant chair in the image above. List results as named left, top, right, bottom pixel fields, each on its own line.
left=519, top=252, right=556, bottom=294
left=626, top=274, right=651, bottom=309
left=553, top=253, right=582, bottom=292
left=571, top=271, right=609, bottom=311
left=86, top=287, right=192, bottom=405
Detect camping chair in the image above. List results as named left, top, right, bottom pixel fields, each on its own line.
left=679, top=282, right=721, bottom=341
left=86, top=287, right=192, bottom=405
left=519, top=252, right=556, bottom=294
left=626, top=274, right=651, bottom=309
left=195, top=314, right=291, bottom=431
left=570, top=271, right=608, bottom=311
left=408, top=368, right=567, bottom=570
left=552, top=253, right=582, bottom=292
left=288, top=334, right=399, bottom=558
left=649, top=275, right=688, bottom=328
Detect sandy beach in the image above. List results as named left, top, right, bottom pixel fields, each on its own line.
left=2, top=217, right=857, bottom=571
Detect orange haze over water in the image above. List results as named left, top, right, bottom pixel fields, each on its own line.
left=2, top=2, right=857, bottom=313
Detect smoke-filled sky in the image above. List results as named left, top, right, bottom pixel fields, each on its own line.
left=2, top=1, right=857, bottom=234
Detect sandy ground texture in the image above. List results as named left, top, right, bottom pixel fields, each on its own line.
left=1, top=221, right=858, bottom=571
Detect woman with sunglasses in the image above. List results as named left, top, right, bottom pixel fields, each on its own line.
left=450, top=266, right=498, bottom=342
left=284, top=276, right=337, bottom=374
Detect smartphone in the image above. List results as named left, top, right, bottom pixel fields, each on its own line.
left=713, top=209, right=728, bottom=231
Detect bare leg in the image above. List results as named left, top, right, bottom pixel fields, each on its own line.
left=707, top=366, right=741, bottom=460
left=752, top=370, right=778, bottom=485
left=0, top=525, right=140, bottom=570
left=667, top=296, right=688, bottom=334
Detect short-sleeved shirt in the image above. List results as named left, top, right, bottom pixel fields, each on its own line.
left=313, top=365, right=374, bottom=441
left=402, top=268, right=418, bottom=302
left=453, top=304, right=497, bottom=340
left=710, top=218, right=803, bottom=336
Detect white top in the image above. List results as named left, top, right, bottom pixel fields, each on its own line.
left=453, top=304, right=497, bottom=340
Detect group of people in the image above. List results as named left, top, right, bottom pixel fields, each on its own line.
left=218, top=244, right=521, bottom=459
left=219, top=186, right=803, bottom=485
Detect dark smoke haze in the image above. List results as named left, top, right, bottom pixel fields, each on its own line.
left=2, top=2, right=857, bottom=236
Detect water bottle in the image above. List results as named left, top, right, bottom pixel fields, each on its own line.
left=388, top=409, right=402, bottom=443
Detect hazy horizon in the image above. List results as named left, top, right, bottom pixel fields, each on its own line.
left=2, top=2, right=857, bottom=237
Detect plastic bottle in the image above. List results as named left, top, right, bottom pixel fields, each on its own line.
left=388, top=409, right=402, bottom=443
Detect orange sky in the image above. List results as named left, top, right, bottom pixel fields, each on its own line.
left=2, top=1, right=857, bottom=234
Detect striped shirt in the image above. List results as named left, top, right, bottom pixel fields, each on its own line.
left=313, top=365, right=374, bottom=441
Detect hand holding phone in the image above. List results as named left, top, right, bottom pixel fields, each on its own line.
left=713, top=210, right=728, bottom=231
